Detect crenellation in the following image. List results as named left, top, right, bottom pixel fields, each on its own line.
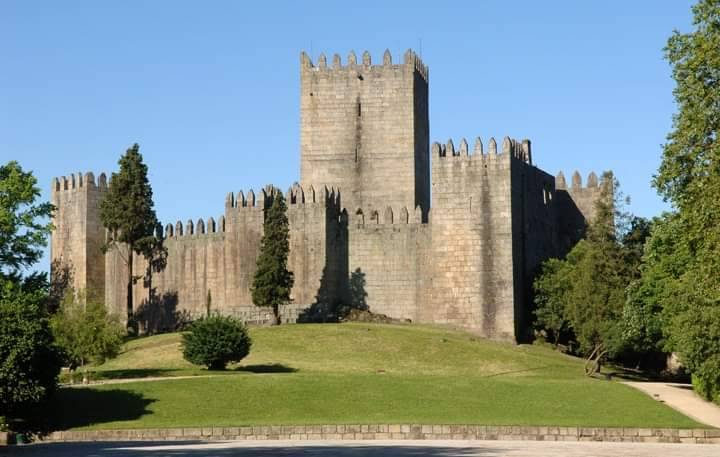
left=382, top=206, right=393, bottom=224
left=362, top=50, right=371, bottom=66
left=556, top=171, right=567, bottom=189
left=98, top=172, right=107, bottom=190
left=587, top=172, right=598, bottom=188
left=488, top=137, right=498, bottom=154
left=54, top=48, right=609, bottom=342
left=572, top=170, right=582, bottom=189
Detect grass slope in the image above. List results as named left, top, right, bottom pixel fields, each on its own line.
left=50, top=323, right=701, bottom=430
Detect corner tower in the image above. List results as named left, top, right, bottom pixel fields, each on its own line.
left=300, top=49, right=430, bottom=217
left=50, top=172, right=107, bottom=303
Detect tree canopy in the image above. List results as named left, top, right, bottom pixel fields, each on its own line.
left=0, top=161, right=53, bottom=281
left=643, top=0, right=720, bottom=401
left=251, top=188, right=294, bottom=325
left=100, top=144, right=164, bottom=332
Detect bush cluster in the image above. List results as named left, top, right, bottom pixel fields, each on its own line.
left=182, top=315, right=252, bottom=370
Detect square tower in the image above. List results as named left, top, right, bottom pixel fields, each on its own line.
left=300, top=49, right=429, bottom=217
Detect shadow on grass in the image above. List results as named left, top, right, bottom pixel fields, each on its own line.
left=47, top=387, right=156, bottom=431
left=86, top=368, right=187, bottom=381
left=9, top=442, right=490, bottom=457
left=235, top=363, right=298, bottom=374
left=608, top=365, right=691, bottom=383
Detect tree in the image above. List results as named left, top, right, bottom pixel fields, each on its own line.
left=100, top=144, right=165, bottom=334
left=534, top=174, right=642, bottom=375
left=0, top=161, right=53, bottom=282
left=0, top=281, right=60, bottom=418
left=0, top=161, right=60, bottom=420
left=533, top=258, right=571, bottom=346
left=182, top=315, right=252, bottom=370
left=50, top=295, right=124, bottom=374
left=251, top=189, right=293, bottom=325
left=648, top=0, right=720, bottom=402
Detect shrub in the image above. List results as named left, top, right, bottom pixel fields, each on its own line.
left=182, top=315, right=252, bottom=370
left=0, top=281, right=61, bottom=417
left=50, top=298, right=125, bottom=371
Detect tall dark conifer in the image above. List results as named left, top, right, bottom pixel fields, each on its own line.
left=251, top=188, right=293, bottom=325
left=100, top=144, right=163, bottom=333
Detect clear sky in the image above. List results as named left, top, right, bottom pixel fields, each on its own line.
left=1, top=1, right=695, bottom=272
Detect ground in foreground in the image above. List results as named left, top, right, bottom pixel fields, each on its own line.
left=48, top=323, right=701, bottom=430
left=13, top=440, right=720, bottom=457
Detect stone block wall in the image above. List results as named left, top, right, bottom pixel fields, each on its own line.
left=50, top=172, right=106, bottom=303
left=426, top=137, right=516, bottom=340
left=300, top=50, right=430, bottom=217
left=347, top=206, right=429, bottom=321
left=103, top=186, right=344, bottom=331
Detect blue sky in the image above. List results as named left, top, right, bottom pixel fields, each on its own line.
left=1, top=1, right=695, bottom=272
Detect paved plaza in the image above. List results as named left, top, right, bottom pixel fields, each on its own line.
left=2, top=440, right=718, bottom=457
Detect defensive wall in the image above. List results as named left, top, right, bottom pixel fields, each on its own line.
left=50, top=49, right=607, bottom=341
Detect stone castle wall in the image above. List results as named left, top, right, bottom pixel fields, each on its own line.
left=347, top=206, right=430, bottom=322
left=300, top=50, right=430, bottom=218
left=51, top=173, right=106, bottom=303
left=50, top=49, right=609, bottom=342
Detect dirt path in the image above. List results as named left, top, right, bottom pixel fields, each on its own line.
left=61, top=374, right=222, bottom=387
left=625, top=382, right=720, bottom=428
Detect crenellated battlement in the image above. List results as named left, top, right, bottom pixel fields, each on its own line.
left=52, top=171, right=108, bottom=193
left=349, top=205, right=424, bottom=227
left=300, top=49, right=428, bottom=81
left=555, top=170, right=601, bottom=191
left=164, top=214, right=225, bottom=239
left=432, top=136, right=532, bottom=165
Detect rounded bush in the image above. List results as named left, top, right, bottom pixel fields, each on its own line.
left=181, top=315, right=252, bottom=370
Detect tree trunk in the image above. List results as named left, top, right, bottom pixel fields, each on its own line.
left=273, top=303, right=280, bottom=325
left=127, top=246, right=134, bottom=334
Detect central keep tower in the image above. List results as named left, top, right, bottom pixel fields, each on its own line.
left=300, top=49, right=430, bottom=218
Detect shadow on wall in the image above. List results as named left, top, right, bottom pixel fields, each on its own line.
left=135, top=290, right=192, bottom=334
left=298, top=268, right=368, bottom=323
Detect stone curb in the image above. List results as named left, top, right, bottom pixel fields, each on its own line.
left=37, top=425, right=720, bottom=445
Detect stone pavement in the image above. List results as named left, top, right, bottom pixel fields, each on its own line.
left=625, top=382, right=720, bottom=428
left=3, top=439, right=719, bottom=457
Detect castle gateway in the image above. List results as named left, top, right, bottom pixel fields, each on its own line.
left=51, top=50, right=605, bottom=342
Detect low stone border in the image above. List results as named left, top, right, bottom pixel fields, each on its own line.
left=39, top=425, right=720, bottom=444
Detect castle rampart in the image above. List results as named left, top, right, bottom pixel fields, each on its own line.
left=51, top=49, right=610, bottom=342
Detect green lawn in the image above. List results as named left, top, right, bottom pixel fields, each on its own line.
left=49, top=323, right=702, bottom=430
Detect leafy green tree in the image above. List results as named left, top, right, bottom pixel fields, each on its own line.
left=646, top=0, right=720, bottom=401
left=533, top=258, right=571, bottom=346
left=182, top=315, right=252, bottom=370
left=100, top=144, right=165, bottom=333
left=0, top=161, right=53, bottom=282
left=0, top=161, right=60, bottom=419
left=251, top=189, right=293, bottom=325
left=0, top=273, right=60, bottom=418
left=534, top=174, right=642, bottom=375
left=50, top=294, right=124, bottom=373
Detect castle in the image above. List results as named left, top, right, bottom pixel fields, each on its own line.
left=51, top=49, right=605, bottom=342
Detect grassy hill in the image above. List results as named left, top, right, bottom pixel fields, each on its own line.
left=49, top=323, right=701, bottom=430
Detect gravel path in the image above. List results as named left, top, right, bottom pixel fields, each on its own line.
left=625, top=381, right=720, bottom=428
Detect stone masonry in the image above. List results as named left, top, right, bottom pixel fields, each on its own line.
left=50, top=49, right=607, bottom=342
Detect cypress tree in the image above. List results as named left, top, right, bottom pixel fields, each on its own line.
left=100, top=144, right=163, bottom=333
left=251, top=188, right=293, bottom=325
